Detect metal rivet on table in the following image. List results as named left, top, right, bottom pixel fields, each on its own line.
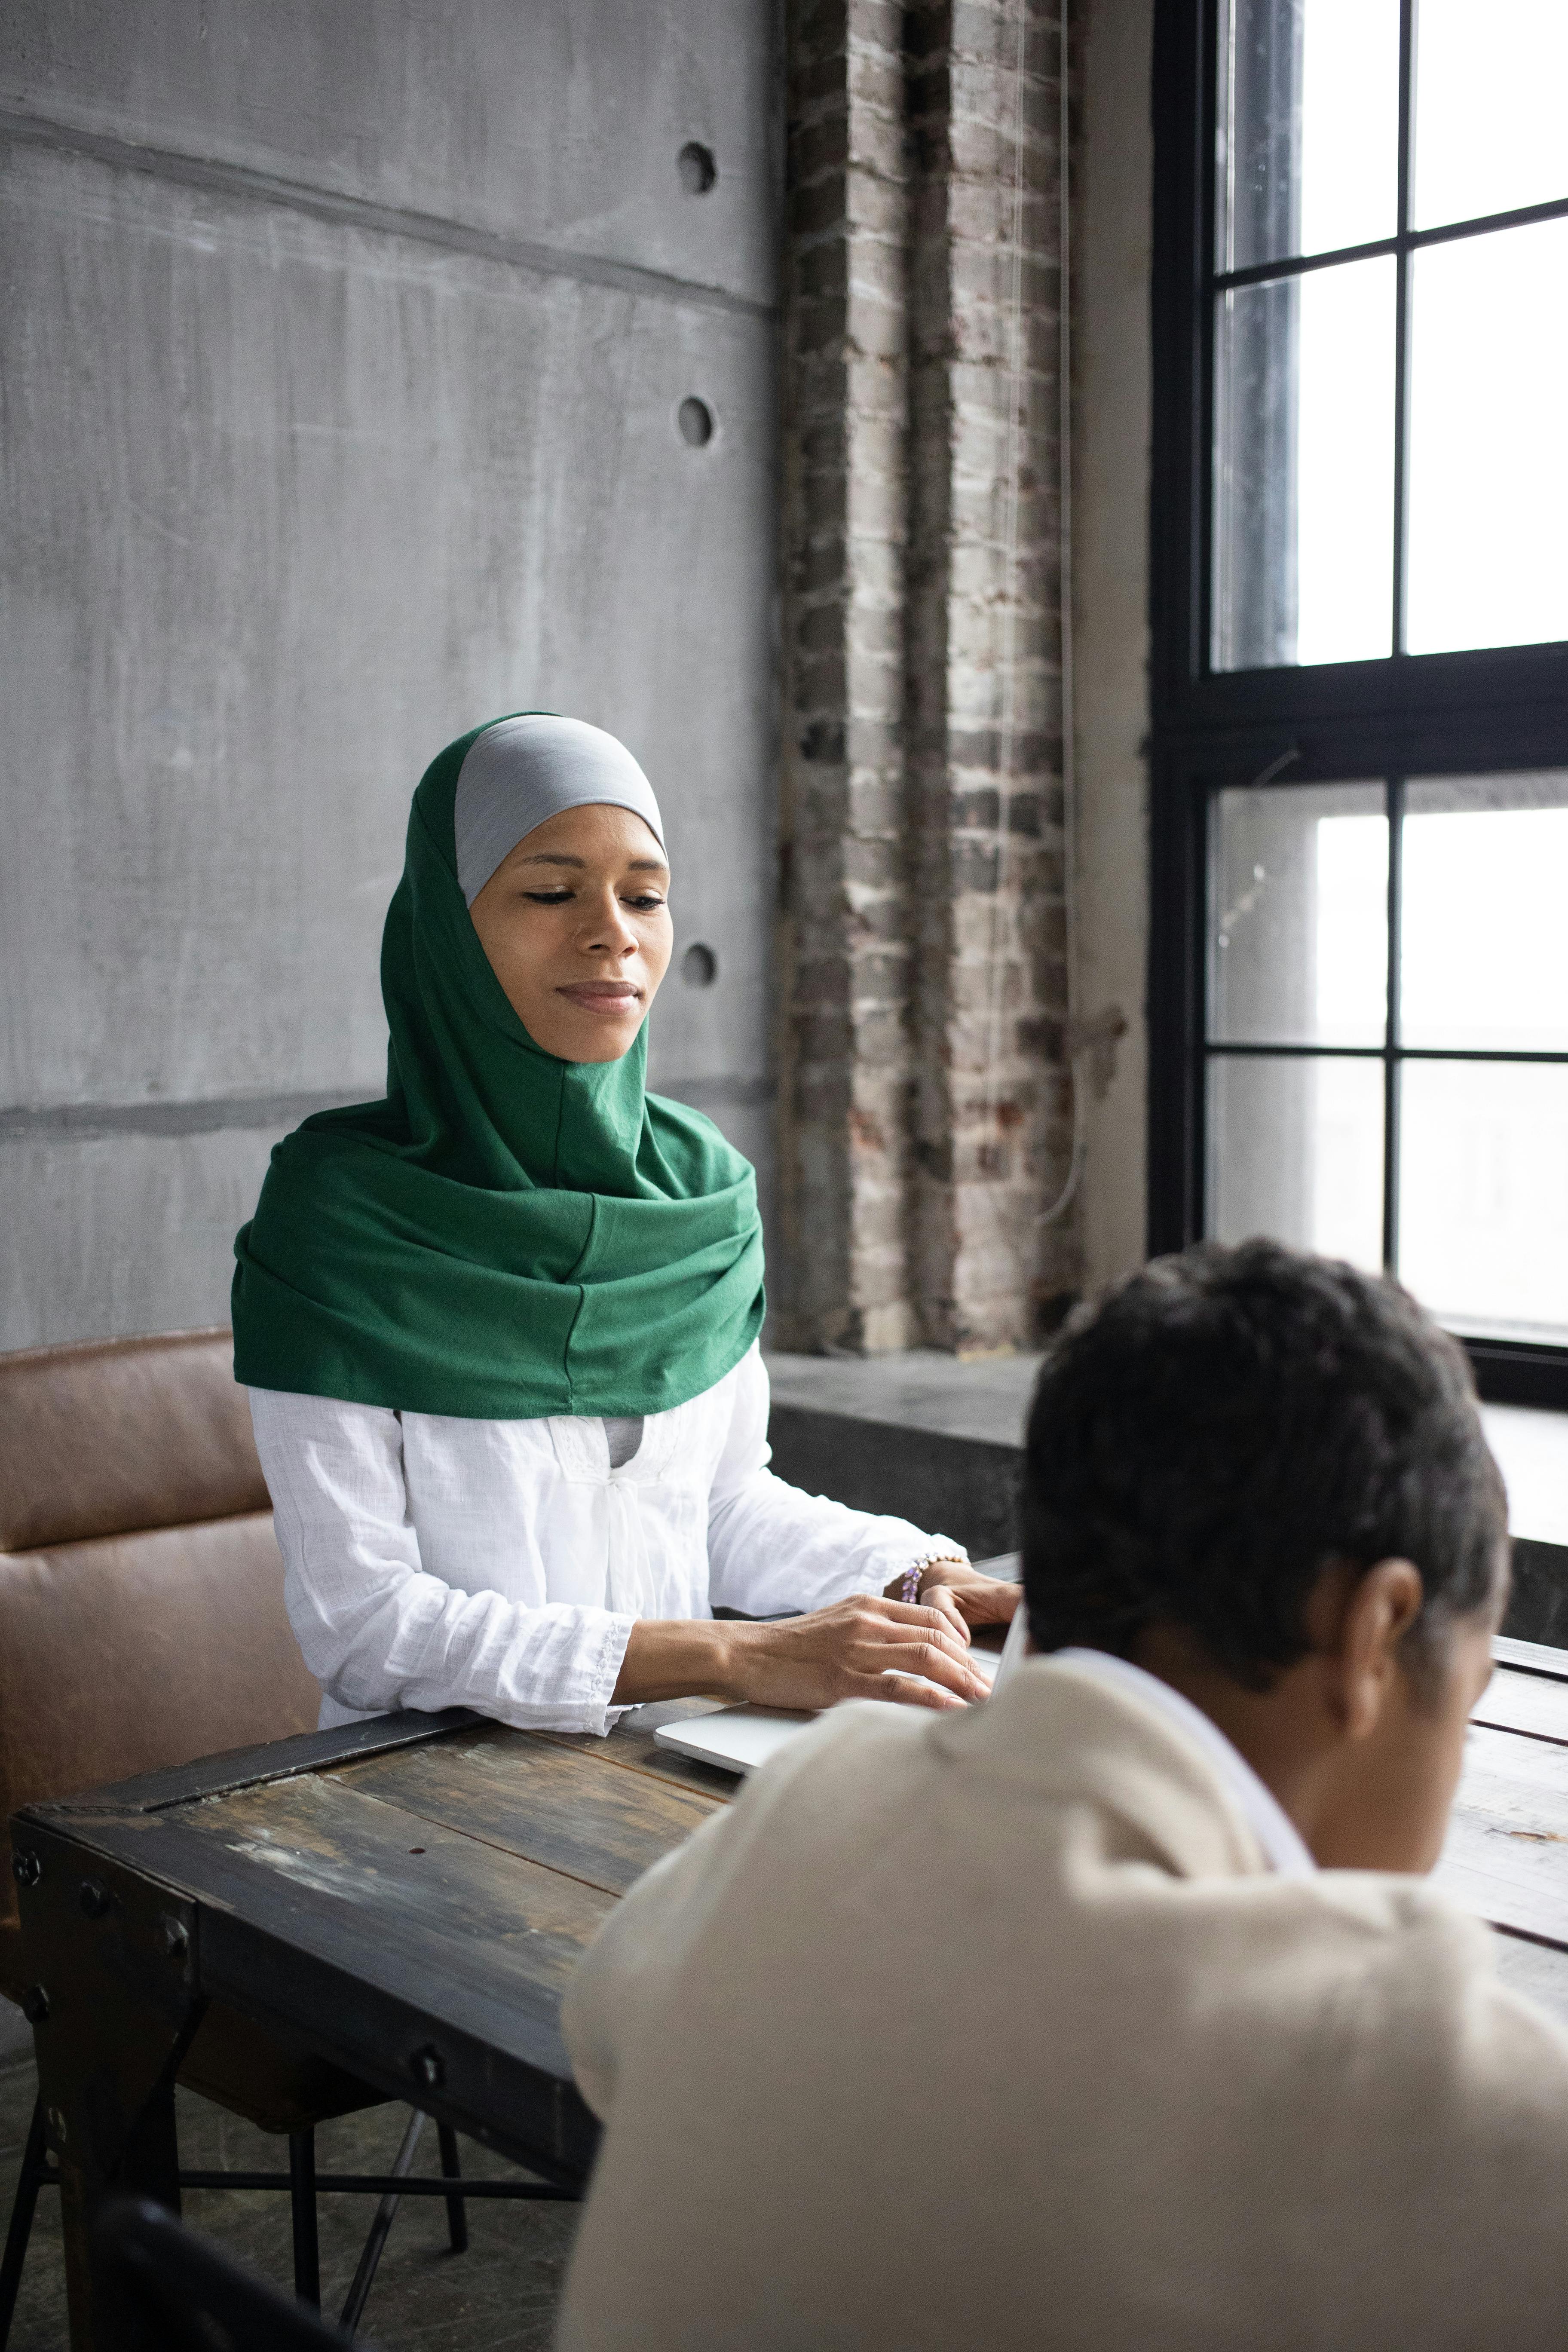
left=78, top=1878, right=110, bottom=1919
left=412, top=2045, right=444, bottom=2089
left=21, top=1984, right=49, bottom=2024
left=11, top=1850, right=42, bottom=1889
left=158, top=1916, right=189, bottom=1962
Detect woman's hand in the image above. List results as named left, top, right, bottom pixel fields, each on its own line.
left=888, top=1561, right=1021, bottom=1644
left=721, top=1595, right=996, bottom=1712
left=612, top=1596, right=994, bottom=1713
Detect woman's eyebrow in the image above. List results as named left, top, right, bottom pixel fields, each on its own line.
left=518, top=852, right=668, bottom=875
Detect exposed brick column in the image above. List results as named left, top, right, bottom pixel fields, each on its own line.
left=776, top=0, right=1076, bottom=1356
left=906, top=0, right=1075, bottom=1351
left=775, top=0, right=917, bottom=1354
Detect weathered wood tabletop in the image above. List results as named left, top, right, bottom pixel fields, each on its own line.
left=10, top=1700, right=736, bottom=2350
left=1436, top=1633, right=1568, bottom=1944
left=12, top=1637, right=1568, bottom=2351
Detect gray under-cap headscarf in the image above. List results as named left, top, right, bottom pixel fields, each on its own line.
left=453, top=714, right=666, bottom=906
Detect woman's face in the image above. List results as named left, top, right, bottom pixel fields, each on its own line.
left=469, top=802, right=672, bottom=1063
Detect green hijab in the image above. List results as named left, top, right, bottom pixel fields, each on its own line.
left=232, top=719, right=764, bottom=1418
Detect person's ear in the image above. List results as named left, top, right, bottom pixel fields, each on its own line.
left=1326, top=1559, right=1425, bottom=1742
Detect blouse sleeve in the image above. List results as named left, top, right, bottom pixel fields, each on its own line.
left=703, top=1348, right=967, bottom=1620
left=248, top=1388, right=634, bottom=1736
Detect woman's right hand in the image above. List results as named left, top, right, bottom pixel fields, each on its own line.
left=720, top=1596, right=992, bottom=1711
left=612, top=1597, right=991, bottom=1712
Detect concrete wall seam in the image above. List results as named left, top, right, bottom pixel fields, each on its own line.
left=0, top=105, right=779, bottom=323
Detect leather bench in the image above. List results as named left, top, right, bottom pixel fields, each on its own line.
left=0, top=1326, right=390, bottom=2341
left=0, top=1324, right=383, bottom=2117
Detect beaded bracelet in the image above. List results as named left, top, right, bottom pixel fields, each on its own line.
left=898, top=1548, right=968, bottom=1607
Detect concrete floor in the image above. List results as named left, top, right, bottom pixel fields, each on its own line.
left=0, top=2043, right=579, bottom=2351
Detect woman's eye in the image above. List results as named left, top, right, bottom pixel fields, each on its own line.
left=626, top=894, right=667, bottom=912
left=524, top=890, right=573, bottom=906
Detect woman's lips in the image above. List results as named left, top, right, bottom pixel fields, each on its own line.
left=557, top=982, right=642, bottom=1014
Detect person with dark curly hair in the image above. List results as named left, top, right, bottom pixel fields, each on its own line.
left=556, top=1240, right=1568, bottom=2352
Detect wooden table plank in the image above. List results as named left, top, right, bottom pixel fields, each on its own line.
left=45, top=1772, right=618, bottom=2073
left=330, top=1724, right=724, bottom=1895
left=1473, top=1666, right=1568, bottom=1747
left=185, top=1771, right=617, bottom=2020
left=38, top=1709, right=478, bottom=1816
left=1494, top=1634, right=1568, bottom=1681
left=1436, top=1722, right=1568, bottom=1945
left=535, top=1716, right=743, bottom=1801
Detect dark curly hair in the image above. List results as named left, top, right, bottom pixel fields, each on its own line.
left=1021, top=1239, right=1507, bottom=1690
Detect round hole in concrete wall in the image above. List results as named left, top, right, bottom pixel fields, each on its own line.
left=682, top=942, right=718, bottom=988
left=677, top=397, right=714, bottom=448
left=678, top=142, right=717, bottom=194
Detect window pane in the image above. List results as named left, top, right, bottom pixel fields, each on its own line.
left=1398, top=1061, right=1568, bottom=1342
left=1217, top=0, right=1400, bottom=271
left=1213, top=259, right=1395, bottom=669
left=1405, top=221, right=1568, bottom=655
left=1402, top=775, right=1568, bottom=1050
left=1208, top=1054, right=1384, bottom=1269
left=1211, top=782, right=1387, bottom=1044
left=1414, top=0, right=1568, bottom=231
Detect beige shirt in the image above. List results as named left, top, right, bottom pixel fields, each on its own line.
left=559, top=1656, right=1568, bottom=2351
left=1057, top=1646, right=1317, bottom=1874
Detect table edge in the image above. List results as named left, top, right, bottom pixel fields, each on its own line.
left=16, top=1707, right=481, bottom=1819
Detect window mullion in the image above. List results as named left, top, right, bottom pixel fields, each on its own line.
left=1382, top=777, right=1405, bottom=1273
left=1198, top=0, right=1222, bottom=674
left=1391, top=0, right=1415, bottom=658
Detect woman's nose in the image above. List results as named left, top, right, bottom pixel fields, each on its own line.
left=582, top=896, right=638, bottom=954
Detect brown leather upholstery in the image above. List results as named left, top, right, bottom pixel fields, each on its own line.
left=0, top=1515, right=318, bottom=1974
left=0, top=1327, right=270, bottom=1553
left=0, top=1327, right=374, bottom=2130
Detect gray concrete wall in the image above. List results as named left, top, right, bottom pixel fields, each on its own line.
left=0, top=0, right=782, bottom=1351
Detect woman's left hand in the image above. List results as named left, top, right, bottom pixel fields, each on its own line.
left=882, top=1560, right=1020, bottom=1640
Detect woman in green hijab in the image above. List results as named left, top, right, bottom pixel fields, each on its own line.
left=235, top=715, right=1018, bottom=1734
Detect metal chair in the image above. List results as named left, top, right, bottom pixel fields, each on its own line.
left=93, top=2191, right=370, bottom=2352
left=4, top=2080, right=577, bottom=2341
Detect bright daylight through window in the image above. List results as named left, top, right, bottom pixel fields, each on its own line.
left=1208, top=775, right=1568, bottom=1347
left=1194, top=0, right=1568, bottom=1357
left=1212, top=0, right=1568, bottom=668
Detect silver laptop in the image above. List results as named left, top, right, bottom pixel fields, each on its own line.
left=655, top=1582, right=1029, bottom=1778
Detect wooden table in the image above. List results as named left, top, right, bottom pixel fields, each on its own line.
left=9, top=1703, right=735, bottom=2350
left=12, top=1637, right=1568, bottom=2351
left=1436, top=1634, right=1568, bottom=1945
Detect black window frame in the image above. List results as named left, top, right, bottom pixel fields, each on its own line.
left=1148, top=0, right=1568, bottom=1411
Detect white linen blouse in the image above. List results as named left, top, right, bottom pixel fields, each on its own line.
left=248, top=1343, right=964, bottom=1738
